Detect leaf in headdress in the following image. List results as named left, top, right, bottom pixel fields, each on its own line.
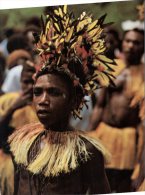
left=92, top=84, right=98, bottom=91
left=97, top=14, right=107, bottom=25
left=93, top=71, right=109, bottom=87
left=58, top=7, right=63, bottom=18
left=103, top=71, right=116, bottom=79
left=52, top=34, right=59, bottom=41
left=93, top=59, right=116, bottom=73
left=73, top=109, right=82, bottom=120
left=45, top=21, right=50, bottom=31
left=87, top=19, right=98, bottom=32
left=79, top=18, right=91, bottom=32
left=69, top=12, right=75, bottom=20
left=53, top=22, right=61, bottom=34
left=84, top=83, right=91, bottom=91
left=97, top=55, right=114, bottom=63
left=57, top=56, right=61, bottom=66
left=64, top=17, right=70, bottom=28
left=92, top=41, right=105, bottom=52
left=93, top=47, right=106, bottom=54
left=87, top=26, right=100, bottom=38
left=37, top=48, right=44, bottom=55
left=57, top=18, right=65, bottom=32
left=54, top=9, right=60, bottom=16
left=41, top=15, right=45, bottom=34
left=33, top=32, right=40, bottom=43
left=40, top=34, right=47, bottom=44
left=63, top=5, right=67, bottom=14
left=102, top=22, right=114, bottom=28
left=65, top=26, right=74, bottom=42
left=50, top=14, right=58, bottom=23
left=108, top=76, right=116, bottom=87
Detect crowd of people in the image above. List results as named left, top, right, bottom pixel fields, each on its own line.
left=0, top=3, right=144, bottom=195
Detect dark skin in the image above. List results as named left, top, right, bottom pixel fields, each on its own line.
left=28, top=73, right=111, bottom=194
left=87, top=30, right=144, bottom=194
left=89, top=30, right=144, bottom=130
left=122, top=30, right=144, bottom=66
left=0, top=54, right=6, bottom=95
left=15, top=147, right=110, bottom=195
left=33, top=74, right=73, bottom=131
left=105, top=32, right=120, bottom=59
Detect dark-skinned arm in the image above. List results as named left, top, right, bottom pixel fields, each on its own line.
left=0, top=92, right=31, bottom=148
left=88, top=88, right=107, bottom=130
left=81, top=141, right=111, bottom=194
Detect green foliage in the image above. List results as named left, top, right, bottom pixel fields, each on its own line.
left=68, top=1, right=138, bottom=32
left=0, top=7, right=43, bottom=28
left=0, top=1, right=139, bottom=37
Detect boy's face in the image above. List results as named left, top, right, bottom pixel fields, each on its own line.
left=33, top=73, right=72, bottom=129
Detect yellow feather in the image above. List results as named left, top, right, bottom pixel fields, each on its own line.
left=87, top=19, right=98, bottom=31
left=63, top=5, right=67, bottom=14
left=65, top=26, right=74, bottom=42
left=52, top=34, right=59, bottom=41
left=93, top=70, right=109, bottom=86
left=65, top=17, right=69, bottom=27
left=54, top=9, right=60, bottom=16
left=54, top=22, right=60, bottom=33
left=88, top=26, right=100, bottom=38
left=93, top=59, right=107, bottom=70
left=77, top=17, right=92, bottom=32
left=59, top=7, right=63, bottom=18
left=97, top=55, right=114, bottom=63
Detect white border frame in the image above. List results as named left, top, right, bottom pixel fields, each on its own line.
left=0, top=0, right=133, bottom=10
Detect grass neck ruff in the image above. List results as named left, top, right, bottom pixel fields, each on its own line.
left=9, top=122, right=110, bottom=177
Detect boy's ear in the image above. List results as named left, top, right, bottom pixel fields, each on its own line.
left=69, top=95, right=76, bottom=111
left=70, top=92, right=82, bottom=111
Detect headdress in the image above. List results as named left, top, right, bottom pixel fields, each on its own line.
left=33, top=5, right=116, bottom=119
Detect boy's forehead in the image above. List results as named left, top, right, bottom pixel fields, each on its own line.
left=35, top=74, right=69, bottom=89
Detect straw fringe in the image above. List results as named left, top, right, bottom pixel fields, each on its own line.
left=9, top=122, right=110, bottom=177
left=81, top=133, right=111, bottom=163
left=0, top=150, right=14, bottom=195
left=9, top=123, right=44, bottom=165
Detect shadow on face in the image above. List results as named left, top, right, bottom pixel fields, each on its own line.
left=33, top=73, right=74, bottom=129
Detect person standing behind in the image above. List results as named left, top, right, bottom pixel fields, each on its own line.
left=88, top=28, right=144, bottom=193
left=0, top=61, right=38, bottom=195
left=0, top=52, right=6, bottom=95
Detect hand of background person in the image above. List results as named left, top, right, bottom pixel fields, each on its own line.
left=10, top=90, right=32, bottom=112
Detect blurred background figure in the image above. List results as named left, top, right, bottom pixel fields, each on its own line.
left=104, top=26, right=121, bottom=60
left=7, top=33, right=32, bottom=55
left=0, top=61, right=38, bottom=195
left=23, top=25, right=40, bottom=47
left=23, top=16, right=41, bottom=49
left=0, top=28, right=15, bottom=57
left=88, top=26, right=144, bottom=193
left=0, top=52, right=6, bottom=96
left=1, top=49, right=32, bottom=93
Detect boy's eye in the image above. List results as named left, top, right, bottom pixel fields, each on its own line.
left=48, top=88, right=63, bottom=96
left=33, top=87, right=65, bottom=97
left=33, top=88, right=42, bottom=96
